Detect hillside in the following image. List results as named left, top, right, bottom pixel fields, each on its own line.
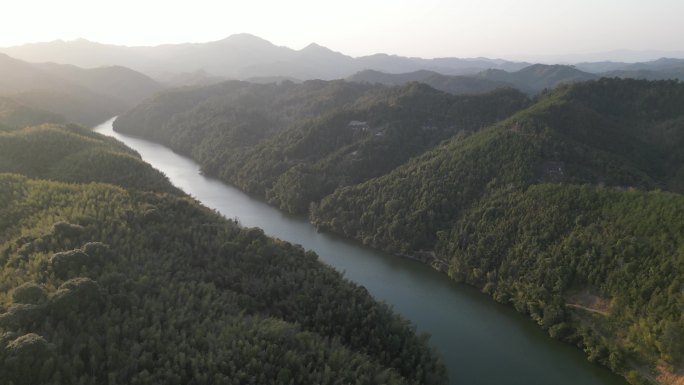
left=477, top=64, right=598, bottom=94
left=0, top=123, right=181, bottom=194
left=311, top=78, right=684, bottom=384
left=0, top=116, right=446, bottom=384
left=0, top=97, right=65, bottom=130
left=348, top=69, right=515, bottom=95
left=114, top=80, right=530, bottom=214
left=0, top=53, right=163, bottom=125
left=0, top=175, right=445, bottom=385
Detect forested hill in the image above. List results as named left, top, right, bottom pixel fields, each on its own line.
left=0, top=97, right=65, bottom=130
left=0, top=102, right=446, bottom=384
left=114, top=80, right=530, bottom=214
left=0, top=53, right=163, bottom=126
left=347, top=69, right=515, bottom=95
left=0, top=122, right=181, bottom=195
left=313, top=78, right=684, bottom=251
left=476, top=64, right=598, bottom=94
left=312, top=78, right=684, bottom=384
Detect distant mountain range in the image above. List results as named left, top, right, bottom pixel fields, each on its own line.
left=348, top=65, right=597, bottom=95
left=0, top=53, right=163, bottom=125
left=350, top=62, right=684, bottom=96
left=3, top=34, right=683, bottom=87
left=0, top=34, right=531, bottom=80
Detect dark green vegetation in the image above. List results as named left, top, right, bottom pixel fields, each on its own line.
left=348, top=65, right=601, bottom=96
left=116, top=75, right=684, bottom=383
left=0, top=107, right=446, bottom=385
left=312, top=79, right=684, bottom=383
left=476, top=64, right=598, bottom=94
left=0, top=98, right=65, bottom=130
left=0, top=53, right=163, bottom=125
left=348, top=69, right=514, bottom=95
left=0, top=123, right=180, bottom=195
left=114, top=80, right=530, bottom=214
left=603, top=68, right=684, bottom=82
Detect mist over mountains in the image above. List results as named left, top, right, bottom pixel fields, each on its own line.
left=0, top=34, right=530, bottom=80
left=3, top=34, right=684, bottom=90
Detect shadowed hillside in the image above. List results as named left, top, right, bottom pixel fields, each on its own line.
left=0, top=53, right=163, bottom=125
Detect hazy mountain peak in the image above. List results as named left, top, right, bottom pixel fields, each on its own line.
left=219, top=33, right=274, bottom=46
left=299, top=43, right=350, bottom=60
left=301, top=42, right=328, bottom=52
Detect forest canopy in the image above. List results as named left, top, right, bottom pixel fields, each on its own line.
left=0, top=105, right=446, bottom=384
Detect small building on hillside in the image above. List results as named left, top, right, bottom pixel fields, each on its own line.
left=348, top=120, right=369, bottom=131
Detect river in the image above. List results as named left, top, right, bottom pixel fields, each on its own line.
left=94, top=117, right=628, bottom=385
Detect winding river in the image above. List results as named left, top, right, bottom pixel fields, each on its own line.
left=95, top=118, right=627, bottom=385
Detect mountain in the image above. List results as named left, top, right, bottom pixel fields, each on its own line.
left=0, top=112, right=446, bottom=384
left=0, top=53, right=163, bottom=125
left=0, top=34, right=529, bottom=80
left=5, top=35, right=684, bottom=85
left=476, top=64, right=598, bottom=94
left=114, top=80, right=530, bottom=214
left=311, top=78, right=684, bottom=383
left=347, top=69, right=515, bottom=95
left=32, top=62, right=164, bottom=104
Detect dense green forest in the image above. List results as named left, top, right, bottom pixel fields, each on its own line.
left=312, top=79, right=684, bottom=383
left=476, top=64, right=598, bottom=94
left=347, top=64, right=599, bottom=96
left=347, top=69, right=515, bottom=95
left=0, top=107, right=446, bottom=384
left=0, top=123, right=180, bottom=195
left=115, top=80, right=530, bottom=213
left=115, top=77, right=684, bottom=384
left=313, top=79, right=684, bottom=252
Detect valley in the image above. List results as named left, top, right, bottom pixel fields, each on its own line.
left=1, top=18, right=683, bottom=384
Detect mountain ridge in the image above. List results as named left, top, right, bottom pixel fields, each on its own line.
left=0, top=34, right=531, bottom=80
left=4, top=34, right=684, bottom=83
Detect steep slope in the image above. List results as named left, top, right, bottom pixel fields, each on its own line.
left=477, top=64, right=598, bottom=93
left=311, top=78, right=684, bottom=383
left=0, top=175, right=445, bottom=385
left=114, top=80, right=380, bottom=151
left=115, top=80, right=530, bottom=214
left=313, top=78, right=684, bottom=252
left=0, top=53, right=163, bottom=125
left=348, top=69, right=515, bottom=95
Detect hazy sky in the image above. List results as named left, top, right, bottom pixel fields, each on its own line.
left=2, top=0, right=684, bottom=59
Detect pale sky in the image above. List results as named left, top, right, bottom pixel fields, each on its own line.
left=2, top=0, right=684, bottom=60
